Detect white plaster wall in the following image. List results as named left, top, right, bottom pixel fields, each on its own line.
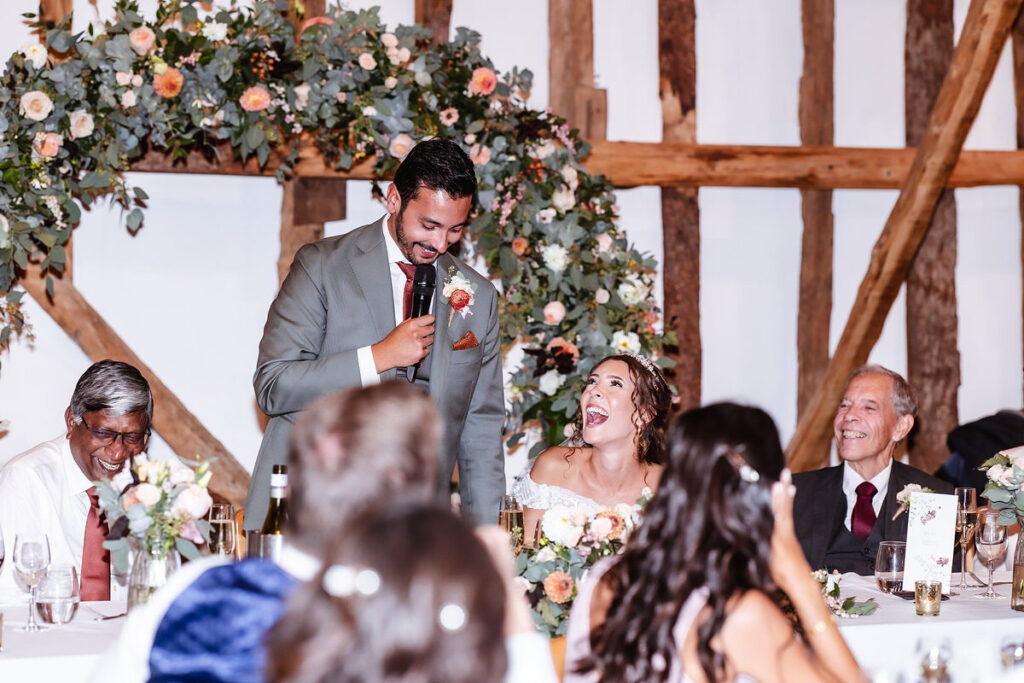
left=1, top=1, right=1022, bottom=475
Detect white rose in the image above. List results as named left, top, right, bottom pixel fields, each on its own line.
left=551, top=187, right=575, bottom=213
left=121, top=89, right=137, bottom=108
left=617, top=274, right=648, bottom=306
left=989, top=464, right=1006, bottom=484
left=19, top=42, right=47, bottom=69
left=293, top=83, right=311, bottom=111
left=538, top=369, right=566, bottom=396
left=611, top=330, right=641, bottom=354
left=134, top=482, right=162, bottom=507
left=381, top=32, right=399, bottom=48
left=595, top=288, right=610, bottom=304
left=19, top=90, right=54, bottom=121
left=536, top=546, right=556, bottom=563
left=168, top=460, right=196, bottom=486
left=561, top=165, right=579, bottom=190
left=536, top=208, right=556, bottom=224
left=590, top=516, right=613, bottom=540
left=115, top=71, right=132, bottom=86
left=541, top=507, right=583, bottom=546
left=531, top=139, right=556, bottom=160
left=202, top=21, right=228, bottom=41
left=540, top=243, right=569, bottom=272
left=385, top=76, right=398, bottom=89
left=68, top=109, right=95, bottom=139
left=171, top=484, right=213, bottom=520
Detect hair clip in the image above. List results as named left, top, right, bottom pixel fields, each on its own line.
left=625, top=352, right=660, bottom=377
left=725, top=450, right=760, bottom=484
left=323, top=564, right=381, bottom=598
left=438, top=603, right=466, bottom=631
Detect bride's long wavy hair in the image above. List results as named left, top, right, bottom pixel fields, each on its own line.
left=579, top=402, right=785, bottom=682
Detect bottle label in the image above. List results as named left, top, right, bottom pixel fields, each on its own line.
left=270, top=473, right=288, bottom=487
left=261, top=534, right=284, bottom=563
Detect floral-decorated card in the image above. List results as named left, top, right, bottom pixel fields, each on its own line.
left=902, top=491, right=957, bottom=593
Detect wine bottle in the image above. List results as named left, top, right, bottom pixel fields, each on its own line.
left=260, top=464, right=288, bottom=562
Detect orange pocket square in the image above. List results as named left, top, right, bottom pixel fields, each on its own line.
left=453, top=331, right=479, bottom=351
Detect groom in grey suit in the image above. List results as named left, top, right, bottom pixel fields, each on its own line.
left=244, top=139, right=505, bottom=528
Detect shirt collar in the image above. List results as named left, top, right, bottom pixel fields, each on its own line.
left=380, top=214, right=408, bottom=265
left=842, top=458, right=893, bottom=497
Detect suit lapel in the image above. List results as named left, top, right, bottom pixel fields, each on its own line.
left=349, top=221, right=398, bottom=378
left=428, top=256, right=453, bottom=401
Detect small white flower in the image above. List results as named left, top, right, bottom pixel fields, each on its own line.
left=202, top=21, right=228, bottom=41
left=551, top=187, right=575, bottom=213
left=293, top=83, right=311, bottom=111
left=362, top=105, right=377, bottom=116
left=538, top=369, right=566, bottom=396
left=617, top=274, right=648, bottom=306
left=595, top=288, right=610, bottom=304
left=536, top=546, right=556, bottom=563
left=540, top=243, right=569, bottom=272
left=19, top=42, right=47, bottom=69
left=531, top=139, right=556, bottom=159
left=561, top=165, right=579, bottom=190
left=536, top=208, right=556, bottom=224
left=611, top=330, right=641, bottom=354
left=464, top=133, right=476, bottom=144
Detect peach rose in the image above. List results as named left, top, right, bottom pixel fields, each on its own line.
left=511, top=236, right=529, bottom=256
left=153, top=67, right=183, bottom=98
left=468, top=66, right=497, bottom=96
left=389, top=133, right=415, bottom=159
left=129, top=26, right=156, bottom=56
left=19, top=90, right=53, bottom=121
left=469, top=143, right=491, bottom=165
left=358, top=52, right=377, bottom=70
left=381, top=32, right=399, bottom=48
left=543, top=571, right=575, bottom=604
left=134, top=482, right=162, bottom=507
left=543, top=301, right=566, bottom=325
left=239, top=86, right=271, bottom=112
left=32, top=131, right=63, bottom=158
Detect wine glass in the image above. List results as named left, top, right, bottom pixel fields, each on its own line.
left=14, top=532, right=51, bottom=631
left=0, top=523, right=6, bottom=578
left=976, top=511, right=1007, bottom=599
left=952, top=487, right=977, bottom=596
left=874, top=541, right=906, bottom=594
left=36, top=565, right=79, bottom=625
left=498, top=495, right=524, bottom=549
left=207, top=504, right=236, bottom=558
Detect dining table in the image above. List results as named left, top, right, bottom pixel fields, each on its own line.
left=0, top=599, right=125, bottom=681
left=837, top=568, right=1024, bottom=681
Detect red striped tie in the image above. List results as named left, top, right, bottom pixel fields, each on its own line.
left=81, top=486, right=111, bottom=601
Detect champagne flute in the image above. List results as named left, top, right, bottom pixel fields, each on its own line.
left=952, top=487, right=977, bottom=596
left=207, top=503, right=236, bottom=558
left=976, top=511, right=1007, bottom=599
left=498, top=495, right=524, bottom=550
left=14, top=532, right=51, bottom=631
left=0, top=523, right=6, bottom=578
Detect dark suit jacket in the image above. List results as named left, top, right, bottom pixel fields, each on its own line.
left=793, top=460, right=953, bottom=574
left=244, top=219, right=506, bottom=527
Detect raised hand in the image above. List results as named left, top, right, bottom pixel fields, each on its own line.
left=372, top=315, right=435, bottom=372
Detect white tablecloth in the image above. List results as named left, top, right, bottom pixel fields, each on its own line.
left=838, top=570, right=1024, bottom=682
left=0, top=600, right=125, bottom=681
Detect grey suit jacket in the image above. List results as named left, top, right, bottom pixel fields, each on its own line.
left=792, top=460, right=953, bottom=574
left=244, top=219, right=506, bottom=528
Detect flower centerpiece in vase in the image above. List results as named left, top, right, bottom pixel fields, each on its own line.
left=980, top=446, right=1024, bottom=610
left=96, top=456, right=213, bottom=608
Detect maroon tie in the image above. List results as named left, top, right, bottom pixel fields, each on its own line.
left=397, top=262, right=416, bottom=320
left=851, top=481, right=878, bottom=541
left=81, top=487, right=111, bottom=601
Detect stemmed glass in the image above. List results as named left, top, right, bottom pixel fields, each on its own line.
left=207, top=504, right=236, bottom=558
left=14, top=532, right=51, bottom=631
left=976, top=511, right=1007, bottom=599
left=0, top=523, right=6, bottom=578
left=498, top=495, right=524, bottom=550
left=952, top=487, right=977, bottom=596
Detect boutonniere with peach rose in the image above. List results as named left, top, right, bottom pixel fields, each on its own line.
left=892, top=483, right=933, bottom=520
left=442, top=266, right=476, bottom=326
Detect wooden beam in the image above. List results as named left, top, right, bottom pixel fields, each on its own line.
left=38, top=0, right=72, bottom=25
left=127, top=137, right=1024, bottom=190
left=19, top=266, right=251, bottom=506
left=658, top=0, right=700, bottom=411
left=786, top=0, right=1023, bottom=472
left=797, top=0, right=835, bottom=423
left=1013, top=7, right=1024, bottom=403
left=414, top=0, right=453, bottom=45
left=278, top=178, right=345, bottom=284
left=905, top=0, right=960, bottom=474
left=548, top=0, right=607, bottom=140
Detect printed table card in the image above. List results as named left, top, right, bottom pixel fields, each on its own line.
left=902, top=491, right=957, bottom=594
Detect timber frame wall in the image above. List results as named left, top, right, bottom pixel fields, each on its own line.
left=28, top=0, right=1024, bottom=504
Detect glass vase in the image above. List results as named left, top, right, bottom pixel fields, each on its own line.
left=127, top=547, right=180, bottom=610
left=1012, top=515, right=1024, bottom=612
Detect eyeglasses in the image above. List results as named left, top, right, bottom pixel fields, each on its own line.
left=79, top=418, right=149, bottom=447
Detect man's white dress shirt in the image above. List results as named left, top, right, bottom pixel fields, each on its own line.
left=841, top=459, right=893, bottom=531
left=0, top=435, right=128, bottom=603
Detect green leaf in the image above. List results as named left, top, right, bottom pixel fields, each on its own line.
left=6, top=290, right=23, bottom=304
left=245, top=125, right=265, bottom=149
left=126, top=208, right=143, bottom=232
left=133, top=187, right=149, bottom=200
left=466, top=119, right=485, bottom=134
left=176, top=536, right=201, bottom=560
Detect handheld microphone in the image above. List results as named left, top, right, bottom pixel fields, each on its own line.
left=407, top=263, right=436, bottom=382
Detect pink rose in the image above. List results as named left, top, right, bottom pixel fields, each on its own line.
left=468, top=66, right=497, bottom=96
left=543, top=301, right=566, bottom=325
left=129, top=26, right=156, bottom=56
left=596, top=232, right=614, bottom=253
left=121, top=89, right=137, bottom=108
left=469, top=143, right=491, bottom=165
left=511, top=236, right=529, bottom=256
left=389, top=133, right=415, bottom=159
left=239, top=86, right=271, bottom=112
left=171, top=484, right=212, bottom=519
left=439, top=107, right=459, bottom=126
left=32, top=132, right=63, bottom=158
left=178, top=518, right=204, bottom=544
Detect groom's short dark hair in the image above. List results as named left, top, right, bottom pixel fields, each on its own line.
left=393, top=138, right=476, bottom=205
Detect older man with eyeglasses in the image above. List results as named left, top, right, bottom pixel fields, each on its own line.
left=0, top=360, right=152, bottom=603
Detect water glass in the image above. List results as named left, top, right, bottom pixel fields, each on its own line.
left=36, top=565, right=80, bottom=625
left=207, top=504, right=236, bottom=558
left=875, top=541, right=906, bottom=594
left=0, top=523, right=5, bottom=579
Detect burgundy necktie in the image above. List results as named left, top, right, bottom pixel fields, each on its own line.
left=397, top=262, right=416, bottom=320
left=81, top=486, right=111, bottom=601
left=851, top=481, right=878, bottom=541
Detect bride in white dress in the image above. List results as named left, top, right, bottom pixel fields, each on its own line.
left=511, top=354, right=672, bottom=539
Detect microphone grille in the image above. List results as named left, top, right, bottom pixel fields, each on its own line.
left=414, top=263, right=436, bottom=286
